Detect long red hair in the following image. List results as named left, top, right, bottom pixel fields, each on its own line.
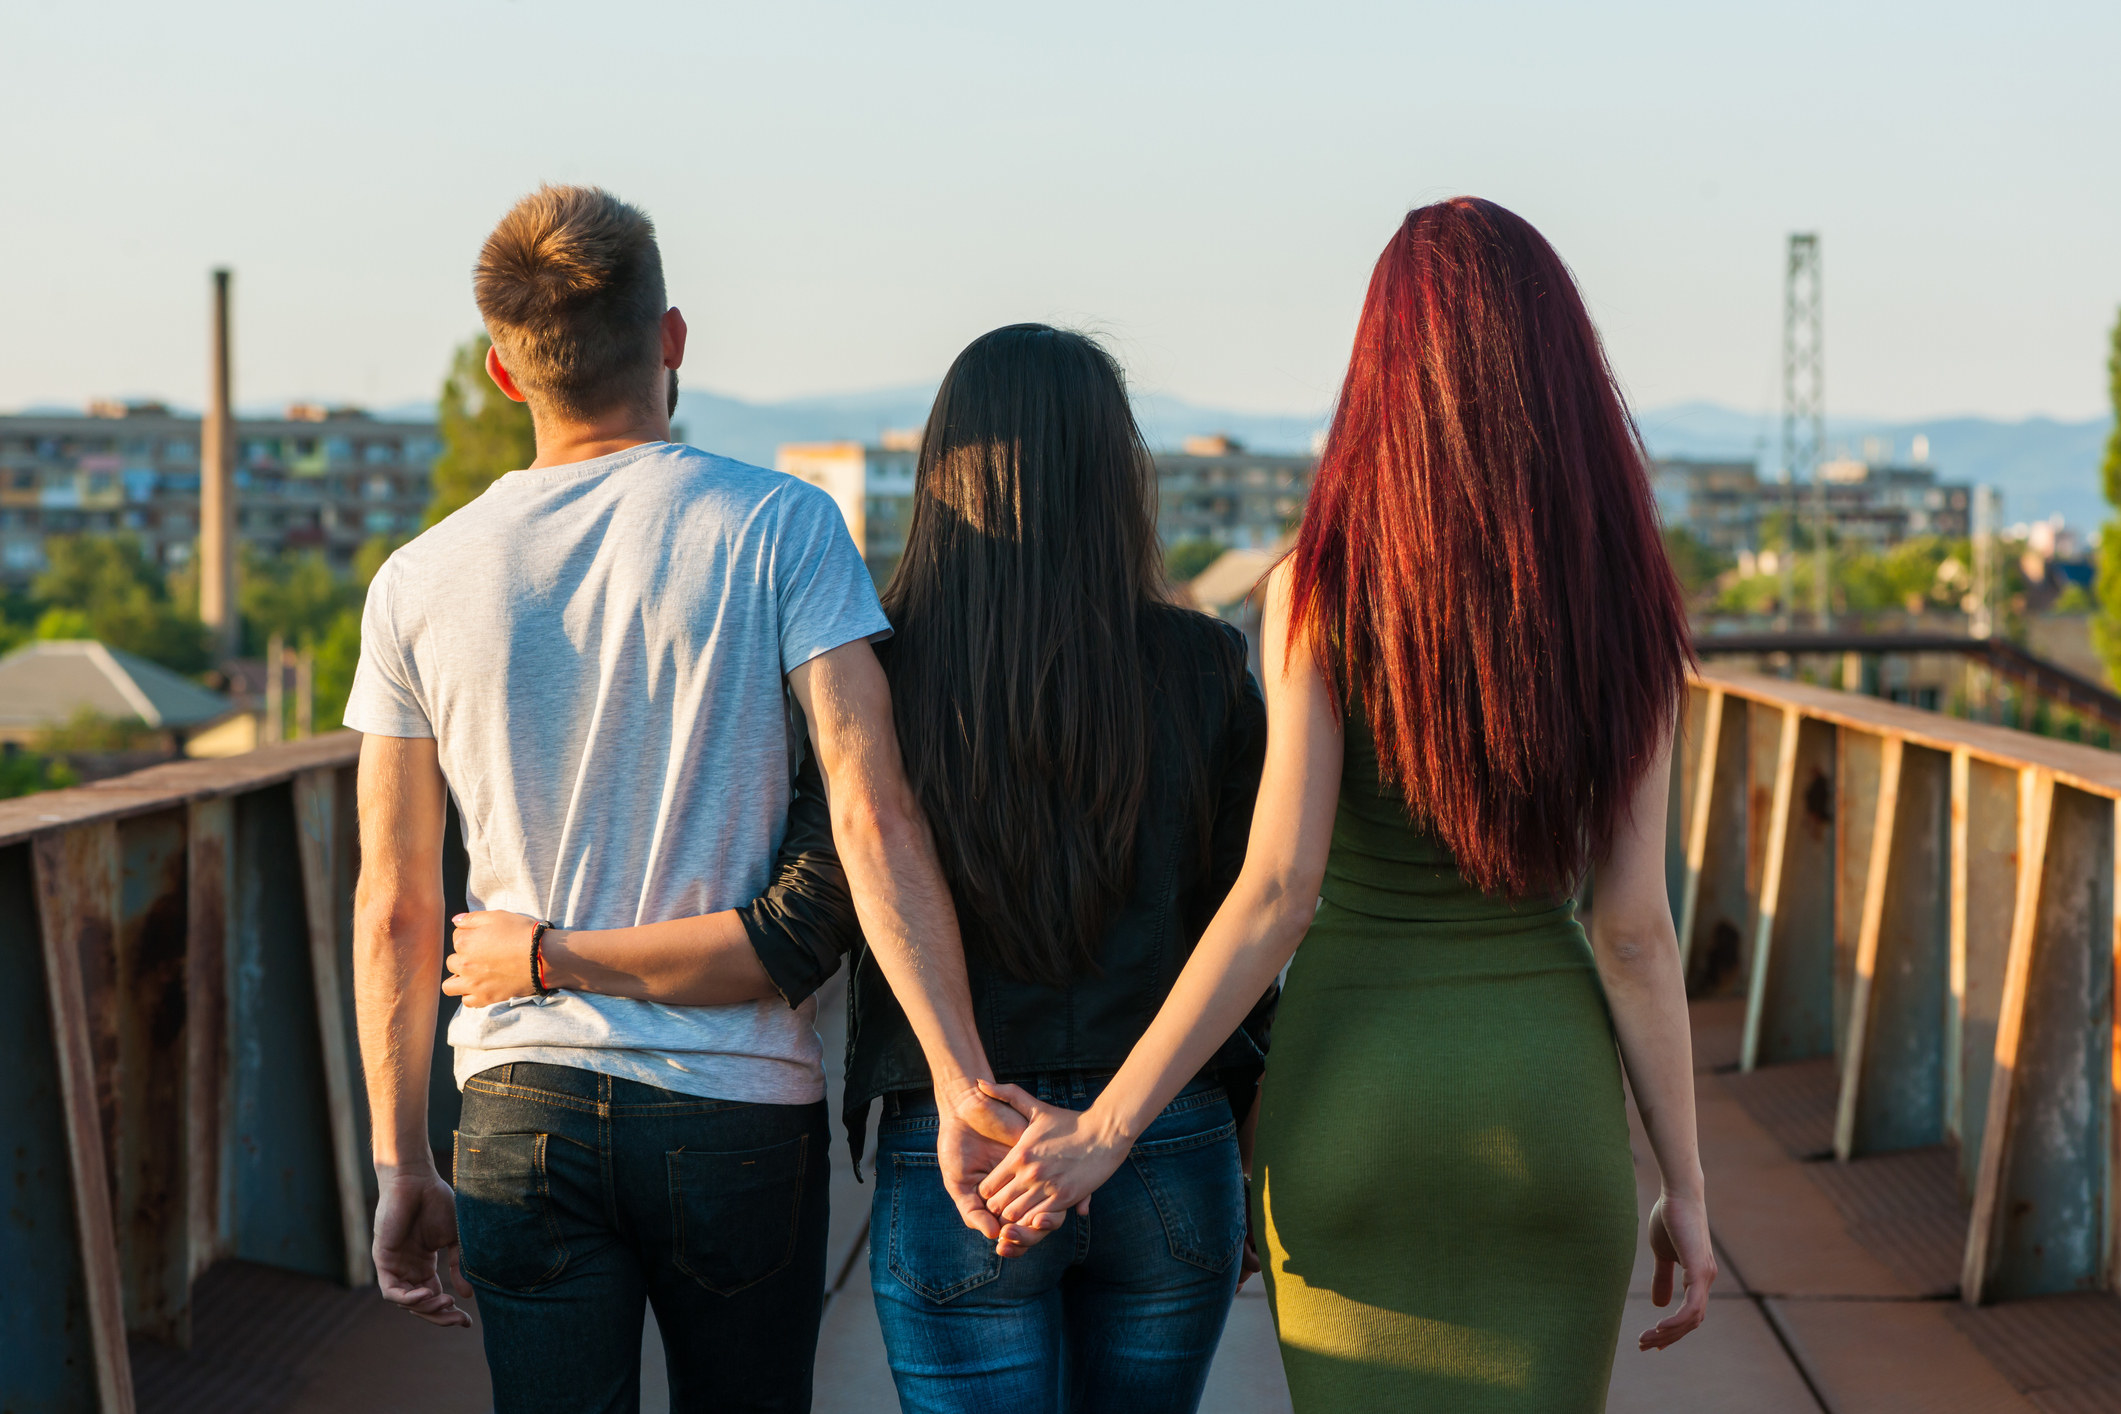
left=1289, top=198, right=1692, bottom=899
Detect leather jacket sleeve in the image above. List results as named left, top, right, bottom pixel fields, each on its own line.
left=738, top=751, right=860, bottom=1008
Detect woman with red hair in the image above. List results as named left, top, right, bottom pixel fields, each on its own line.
left=980, top=199, right=1714, bottom=1410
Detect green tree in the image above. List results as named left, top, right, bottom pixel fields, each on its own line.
left=0, top=586, right=33, bottom=658
left=35, top=708, right=162, bottom=753
left=2094, top=307, right=2121, bottom=684
left=32, top=535, right=211, bottom=672
left=0, top=746, right=76, bottom=800
left=1165, top=538, right=1228, bottom=585
left=426, top=334, right=535, bottom=527
left=239, top=546, right=353, bottom=654
left=1835, top=536, right=1966, bottom=615
left=33, top=606, right=92, bottom=639
left=236, top=544, right=387, bottom=730
left=1661, top=527, right=1733, bottom=599
left=353, top=533, right=400, bottom=588
left=310, top=607, right=364, bottom=730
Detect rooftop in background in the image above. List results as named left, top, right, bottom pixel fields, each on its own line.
left=0, top=406, right=436, bottom=581
left=0, top=639, right=232, bottom=738
left=1187, top=544, right=1283, bottom=614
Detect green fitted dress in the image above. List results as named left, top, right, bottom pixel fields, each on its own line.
left=1253, top=713, right=1638, bottom=1412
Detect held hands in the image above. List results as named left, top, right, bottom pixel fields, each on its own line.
left=972, top=1080, right=1132, bottom=1235
left=1639, top=1192, right=1715, bottom=1350
left=934, top=1080, right=1067, bottom=1258
left=442, top=911, right=544, bottom=1006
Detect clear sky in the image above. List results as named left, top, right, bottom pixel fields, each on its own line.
left=4, top=0, right=2115, bottom=422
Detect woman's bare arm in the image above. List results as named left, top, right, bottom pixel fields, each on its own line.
left=974, top=563, right=1343, bottom=1221
left=1589, top=734, right=1717, bottom=1351
left=442, top=909, right=778, bottom=1008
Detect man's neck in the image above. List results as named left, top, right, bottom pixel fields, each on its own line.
left=528, top=405, right=672, bottom=470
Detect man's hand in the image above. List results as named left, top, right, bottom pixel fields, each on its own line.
left=373, top=1170, right=473, bottom=1328
left=442, top=911, right=542, bottom=1007
left=935, top=1082, right=1064, bottom=1257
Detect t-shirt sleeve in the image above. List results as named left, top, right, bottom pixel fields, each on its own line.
left=773, top=482, right=893, bottom=674
left=341, top=560, right=434, bottom=738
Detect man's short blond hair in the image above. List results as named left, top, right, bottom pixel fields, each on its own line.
left=474, top=185, right=666, bottom=419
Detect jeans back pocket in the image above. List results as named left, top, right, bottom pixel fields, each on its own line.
left=885, top=1151, right=1004, bottom=1304
left=454, top=1131, right=568, bottom=1292
left=668, top=1134, right=809, bottom=1296
left=1128, top=1121, right=1245, bottom=1273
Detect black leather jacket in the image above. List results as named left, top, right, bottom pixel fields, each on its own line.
left=740, top=612, right=1274, bottom=1166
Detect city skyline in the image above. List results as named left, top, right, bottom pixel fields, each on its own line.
left=5, top=1, right=2118, bottom=426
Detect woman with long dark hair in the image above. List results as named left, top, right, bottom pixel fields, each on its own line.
left=446, top=324, right=1273, bottom=1413
left=976, top=201, right=1715, bottom=1411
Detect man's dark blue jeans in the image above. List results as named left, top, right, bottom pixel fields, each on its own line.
left=454, top=1062, right=830, bottom=1414
left=870, top=1073, right=1245, bottom=1414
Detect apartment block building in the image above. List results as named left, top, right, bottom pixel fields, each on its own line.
left=776, top=433, right=920, bottom=591
left=1153, top=435, right=1313, bottom=551
left=1652, top=455, right=1972, bottom=554
left=0, top=401, right=436, bottom=580
left=1813, top=458, right=1974, bottom=545
left=778, top=431, right=1318, bottom=588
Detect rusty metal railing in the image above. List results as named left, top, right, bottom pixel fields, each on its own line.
left=0, top=734, right=462, bottom=1414
left=1672, top=665, right=2117, bottom=1306
left=13, top=666, right=2114, bottom=1408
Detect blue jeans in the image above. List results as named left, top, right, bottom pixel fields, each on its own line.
left=870, top=1074, right=1244, bottom=1414
left=454, top=1063, right=831, bottom=1414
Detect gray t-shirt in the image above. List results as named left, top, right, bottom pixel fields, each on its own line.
left=344, top=441, right=890, bottom=1104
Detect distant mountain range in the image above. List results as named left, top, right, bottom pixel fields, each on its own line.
left=48, top=383, right=2111, bottom=531
left=1635, top=402, right=2114, bottom=534
left=661, top=385, right=2110, bottom=533
left=665, top=383, right=1329, bottom=464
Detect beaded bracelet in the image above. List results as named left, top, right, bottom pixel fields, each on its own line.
left=529, top=920, right=554, bottom=998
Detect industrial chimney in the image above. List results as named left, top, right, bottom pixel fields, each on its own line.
left=199, top=269, right=236, bottom=659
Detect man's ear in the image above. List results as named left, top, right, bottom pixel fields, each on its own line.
left=485, top=343, right=530, bottom=404
left=661, top=308, right=688, bottom=370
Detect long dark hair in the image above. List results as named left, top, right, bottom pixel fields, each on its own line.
left=883, top=324, right=1203, bottom=987
left=1288, top=198, right=1693, bottom=899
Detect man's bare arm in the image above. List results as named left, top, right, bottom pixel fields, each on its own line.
left=786, top=640, right=1043, bottom=1248
left=352, top=734, right=471, bottom=1326
left=786, top=641, right=986, bottom=1096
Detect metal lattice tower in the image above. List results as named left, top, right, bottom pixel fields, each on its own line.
left=1969, top=483, right=2000, bottom=718
left=1781, top=233, right=1826, bottom=628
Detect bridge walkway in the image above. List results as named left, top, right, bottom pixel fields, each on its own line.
left=132, top=1001, right=2121, bottom=1413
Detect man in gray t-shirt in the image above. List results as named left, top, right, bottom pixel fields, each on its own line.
left=349, top=441, right=882, bottom=1106
left=349, top=186, right=1018, bottom=1409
